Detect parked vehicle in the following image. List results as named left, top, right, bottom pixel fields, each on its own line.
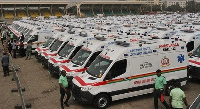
left=72, top=39, right=188, bottom=108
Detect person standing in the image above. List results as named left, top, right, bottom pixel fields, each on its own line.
left=25, top=41, right=32, bottom=60
left=19, top=41, right=25, bottom=57
left=7, top=40, right=12, bottom=56
left=1, top=52, right=9, bottom=77
left=1, top=30, right=5, bottom=45
left=169, top=82, right=190, bottom=109
left=59, top=70, right=71, bottom=109
left=20, top=33, right=25, bottom=42
left=10, top=32, right=14, bottom=42
left=12, top=40, right=17, bottom=58
left=154, top=69, right=169, bottom=109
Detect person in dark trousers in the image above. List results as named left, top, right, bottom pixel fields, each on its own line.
left=59, top=70, right=71, bottom=109
left=20, top=33, right=25, bottom=42
left=12, top=40, right=17, bottom=58
left=154, top=69, right=169, bottom=109
left=169, top=82, right=190, bottom=109
left=1, top=30, right=5, bottom=45
left=7, top=40, right=12, bottom=56
left=1, top=52, right=9, bottom=77
left=19, top=41, right=25, bottom=57
left=25, top=41, right=32, bottom=60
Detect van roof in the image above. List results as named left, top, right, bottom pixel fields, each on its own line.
left=100, top=39, right=186, bottom=61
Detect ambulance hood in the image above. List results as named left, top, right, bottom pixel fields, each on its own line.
left=41, top=50, right=58, bottom=58
left=49, top=56, right=70, bottom=65
left=73, top=71, right=103, bottom=87
left=60, top=61, right=86, bottom=77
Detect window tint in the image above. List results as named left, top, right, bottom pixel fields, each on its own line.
left=85, top=51, right=101, bottom=67
left=186, top=41, right=194, bottom=52
left=69, top=46, right=82, bottom=59
left=105, top=59, right=127, bottom=80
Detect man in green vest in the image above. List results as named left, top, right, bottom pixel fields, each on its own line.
left=154, top=69, right=169, bottom=109
left=59, top=70, right=71, bottom=109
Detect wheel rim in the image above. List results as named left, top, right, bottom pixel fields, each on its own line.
left=98, top=97, right=107, bottom=108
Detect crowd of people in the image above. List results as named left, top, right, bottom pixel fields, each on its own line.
left=1, top=24, right=32, bottom=78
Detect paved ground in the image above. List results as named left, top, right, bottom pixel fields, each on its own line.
left=0, top=19, right=199, bottom=109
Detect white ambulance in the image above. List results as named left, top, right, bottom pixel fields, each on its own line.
left=59, top=35, right=119, bottom=80
left=72, top=39, right=188, bottom=109
left=48, top=31, right=95, bottom=75
left=22, top=27, right=57, bottom=52
left=166, top=29, right=200, bottom=55
left=40, top=32, right=76, bottom=68
left=35, top=32, right=63, bottom=61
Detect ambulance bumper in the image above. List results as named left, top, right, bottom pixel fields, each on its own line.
left=35, top=52, right=41, bottom=61
left=41, top=57, right=48, bottom=68
left=188, top=65, right=200, bottom=79
left=72, top=83, right=94, bottom=104
left=48, top=62, right=59, bottom=75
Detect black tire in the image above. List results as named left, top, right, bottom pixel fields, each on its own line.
left=94, top=94, right=110, bottom=109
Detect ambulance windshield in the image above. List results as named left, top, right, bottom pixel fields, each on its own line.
left=58, top=44, right=74, bottom=57
left=50, top=40, right=63, bottom=51
left=192, top=45, right=200, bottom=57
left=43, top=38, right=54, bottom=47
left=71, top=49, right=91, bottom=66
left=24, top=35, right=31, bottom=42
left=87, top=55, right=112, bottom=78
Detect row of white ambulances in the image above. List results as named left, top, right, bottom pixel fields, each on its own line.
left=71, top=39, right=188, bottom=108
left=40, top=31, right=76, bottom=67
left=58, top=34, right=118, bottom=80
left=35, top=32, right=63, bottom=61
left=47, top=31, right=95, bottom=75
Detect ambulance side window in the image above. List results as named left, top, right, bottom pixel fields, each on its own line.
left=186, top=41, right=194, bottom=52
left=105, top=59, right=127, bottom=80
left=85, top=51, right=101, bottom=67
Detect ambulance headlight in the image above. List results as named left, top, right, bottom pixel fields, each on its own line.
left=66, top=72, right=75, bottom=76
left=81, top=86, right=93, bottom=91
left=53, top=63, right=58, bottom=67
left=54, top=63, right=61, bottom=67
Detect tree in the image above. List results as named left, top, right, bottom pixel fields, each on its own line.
left=152, top=5, right=161, bottom=12
left=165, top=3, right=183, bottom=12
left=186, top=1, right=196, bottom=13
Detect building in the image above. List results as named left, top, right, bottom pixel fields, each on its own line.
left=164, top=0, right=186, bottom=8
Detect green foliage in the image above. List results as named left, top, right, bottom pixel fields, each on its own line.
left=186, top=1, right=200, bottom=13
left=165, top=3, right=184, bottom=12
left=152, top=5, right=161, bottom=11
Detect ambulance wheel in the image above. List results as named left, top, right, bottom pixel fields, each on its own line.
left=94, top=94, right=110, bottom=109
